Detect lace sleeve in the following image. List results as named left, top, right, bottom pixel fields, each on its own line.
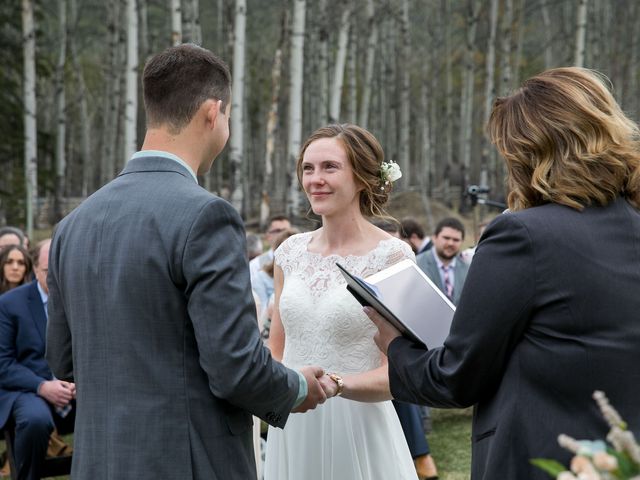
left=274, top=232, right=309, bottom=275
left=381, top=237, right=416, bottom=268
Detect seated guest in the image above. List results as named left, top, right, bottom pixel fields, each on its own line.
left=249, top=214, right=291, bottom=284
left=253, top=228, right=298, bottom=338
left=0, top=227, right=25, bottom=253
left=0, top=245, right=33, bottom=295
left=400, top=218, right=432, bottom=254
left=0, top=239, right=75, bottom=480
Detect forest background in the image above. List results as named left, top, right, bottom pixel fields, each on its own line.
left=2, top=0, right=638, bottom=238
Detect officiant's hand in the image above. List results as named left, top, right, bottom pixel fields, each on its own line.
left=292, top=366, right=327, bottom=413
left=363, top=306, right=401, bottom=355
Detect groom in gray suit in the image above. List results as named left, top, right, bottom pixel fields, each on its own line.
left=46, top=44, right=328, bottom=480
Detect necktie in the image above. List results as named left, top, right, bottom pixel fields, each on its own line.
left=442, top=265, right=453, bottom=301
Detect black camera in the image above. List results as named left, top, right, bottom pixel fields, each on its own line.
left=467, top=185, right=491, bottom=195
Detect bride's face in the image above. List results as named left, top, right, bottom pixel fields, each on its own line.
left=301, top=137, right=361, bottom=217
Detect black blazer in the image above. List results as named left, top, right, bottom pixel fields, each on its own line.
left=387, top=197, right=640, bottom=479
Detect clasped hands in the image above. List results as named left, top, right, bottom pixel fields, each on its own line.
left=291, top=366, right=342, bottom=413
left=38, top=379, right=76, bottom=408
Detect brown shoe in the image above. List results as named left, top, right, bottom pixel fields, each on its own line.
left=414, top=453, right=438, bottom=480
left=0, top=456, right=10, bottom=478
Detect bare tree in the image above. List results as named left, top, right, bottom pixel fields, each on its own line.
left=480, top=0, right=499, bottom=189
left=398, top=0, right=410, bottom=188
left=124, top=0, right=139, bottom=162
left=22, top=0, right=37, bottom=237
left=540, top=0, right=554, bottom=68
left=183, top=0, right=202, bottom=44
left=229, top=0, right=246, bottom=213
left=69, top=0, right=92, bottom=196
left=574, top=0, right=588, bottom=67
left=459, top=0, right=481, bottom=206
left=171, top=0, right=181, bottom=45
left=358, top=0, right=378, bottom=128
left=328, top=2, right=351, bottom=123
left=286, top=0, right=306, bottom=215
left=54, top=0, right=68, bottom=222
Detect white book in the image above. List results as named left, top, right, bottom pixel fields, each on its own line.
left=337, top=258, right=455, bottom=349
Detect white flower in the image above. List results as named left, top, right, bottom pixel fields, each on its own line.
left=381, top=160, right=402, bottom=183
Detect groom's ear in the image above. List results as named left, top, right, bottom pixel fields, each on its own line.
left=202, top=99, right=222, bottom=130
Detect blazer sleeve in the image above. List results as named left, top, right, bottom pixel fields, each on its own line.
left=387, top=213, right=536, bottom=408
left=0, top=301, right=49, bottom=392
left=46, top=228, right=75, bottom=381
left=182, top=198, right=299, bottom=427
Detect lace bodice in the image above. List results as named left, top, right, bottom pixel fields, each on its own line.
left=275, top=232, right=414, bottom=374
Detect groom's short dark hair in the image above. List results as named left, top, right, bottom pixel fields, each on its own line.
left=142, top=44, right=231, bottom=134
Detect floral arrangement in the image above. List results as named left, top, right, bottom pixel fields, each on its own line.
left=380, top=160, right=402, bottom=188
left=531, top=391, right=640, bottom=480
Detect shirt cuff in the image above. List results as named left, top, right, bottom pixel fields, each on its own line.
left=292, top=370, right=308, bottom=409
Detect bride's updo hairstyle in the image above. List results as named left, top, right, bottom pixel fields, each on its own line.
left=296, top=123, right=392, bottom=218
left=488, top=67, right=640, bottom=212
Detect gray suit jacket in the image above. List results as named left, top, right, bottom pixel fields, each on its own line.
left=46, top=156, right=300, bottom=480
left=416, top=248, right=469, bottom=305
left=388, top=198, right=640, bottom=479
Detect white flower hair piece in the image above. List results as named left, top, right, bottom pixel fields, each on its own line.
left=380, top=160, right=402, bottom=190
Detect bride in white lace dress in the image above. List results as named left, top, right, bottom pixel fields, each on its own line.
left=263, top=124, right=418, bottom=480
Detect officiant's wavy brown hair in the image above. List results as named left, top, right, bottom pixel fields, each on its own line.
left=297, top=124, right=391, bottom=219
left=488, top=67, right=640, bottom=211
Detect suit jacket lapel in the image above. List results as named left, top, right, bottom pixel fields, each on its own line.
left=27, top=282, right=47, bottom=345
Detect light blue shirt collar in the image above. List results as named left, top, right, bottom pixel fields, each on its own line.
left=132, top=150, right=198, bottom=183
left=36, top=281, right=48, bottom=307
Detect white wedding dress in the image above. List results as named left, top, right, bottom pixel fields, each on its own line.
left=263, top=232, right=418, bottom=480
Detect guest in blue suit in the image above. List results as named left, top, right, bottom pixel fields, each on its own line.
left=0, top=239, right=75, bottom=480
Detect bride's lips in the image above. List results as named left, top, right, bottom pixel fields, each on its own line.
left=310, top=191, right=332, bottom=197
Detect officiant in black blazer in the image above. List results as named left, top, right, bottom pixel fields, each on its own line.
left=365, top=67, right=640, bottom=480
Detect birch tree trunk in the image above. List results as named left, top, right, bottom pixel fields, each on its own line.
left=138, top=0, right=149, bottom=60
left=22, top=0, right=37, bottom=237
left=54, top=0, right=67, bottom=222
left=358, top=0, right=378, bottom=128
left=480, top=0, right=498, bottom=190
left=229, top=0, right=246, bottom=213
left=496, top=0, right=514, bottom=194
left=171, top=0, right=181, bottom=45
left=397, top=0, right=410, bottom=189
left=100, top=0, right=122, bottom=185
left=442, top=0, right=453, bottom=206
left=574, top=0, right=588, bottom=67
left=124, top=0, right=138, bottom=162
left=346, top=29, right=357, bottom=123
left=328, top=3, right=351, bottom=123
left=459, top=0, right=480, bottom=208
left=182, top=0, right=201, bottom=44
left=540, top=0, right=553, bottom=68
left=512, top=0, right=526, bottom=86
left=261, top=19, right=286, bottom=228
left=317, top=0, right=329, bottom=127
left=69, top=0, right=92, bottom=196
left=286, top=0, right=306, bottom=215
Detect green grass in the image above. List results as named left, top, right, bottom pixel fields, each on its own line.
left=23, top=409, right=473, bottom=480
left=428, top=407, right=473, bottom=480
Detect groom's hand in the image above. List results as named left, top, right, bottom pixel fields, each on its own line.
left=292, top=366, right=327, bottom=413
left=363, top=306, right=401, bottom=355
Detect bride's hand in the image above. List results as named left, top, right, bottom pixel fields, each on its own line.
left=318, top=374, right=340, bottom=398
